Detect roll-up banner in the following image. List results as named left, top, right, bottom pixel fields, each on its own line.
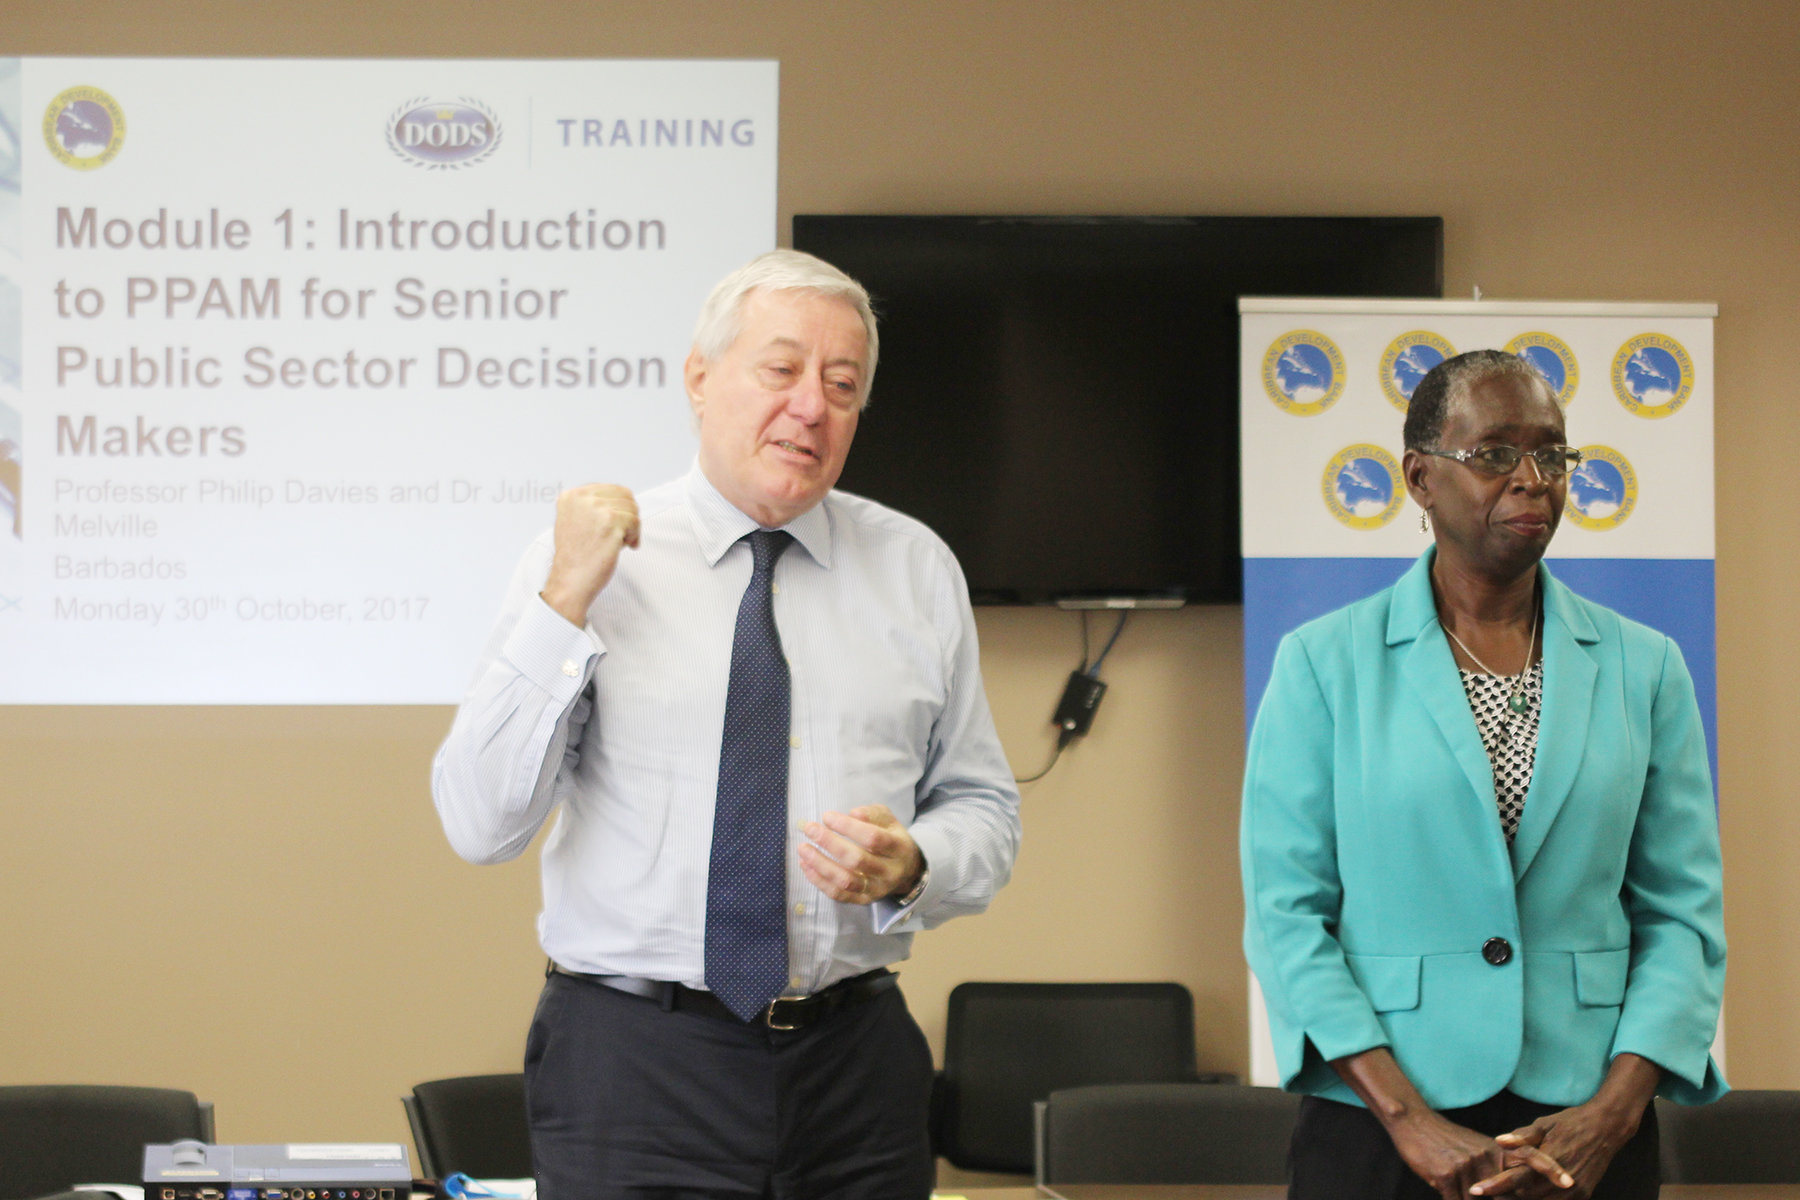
left=1238, top=297, right=1718, bottom=1083
left=0, top=58, right=778, bottom=703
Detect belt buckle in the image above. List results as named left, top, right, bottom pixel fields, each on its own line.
left=764, top=996, right=806, bottom=1031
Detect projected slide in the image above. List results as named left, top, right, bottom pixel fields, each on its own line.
left=0, top=58, right=777, bottom=703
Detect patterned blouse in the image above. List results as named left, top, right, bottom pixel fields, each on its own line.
left=1457, top=661, right=1544, bottom=842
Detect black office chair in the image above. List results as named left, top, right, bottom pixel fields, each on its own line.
left=934, top=981, right=1219, bottom=1174
left=403, top=1073, right=533, bottom=1180
left=0, top=1084, right=213, bottom=1200
left=1657, top=1089, right=1800, bottom=1182
left=1037, top=1082, right=1299, bottom=1184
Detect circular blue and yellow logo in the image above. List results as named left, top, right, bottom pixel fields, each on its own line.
left=1379, top=331, right=1455, bottom=411
left=1263, top=330, right=1346, bottom=416
left=1505, top=331, right=1579, bottom=407
left=1612, top=333, right=1693, bottom=418
left=1564, top=444, right=1638, bottom=530
left=43, top=85, right=125, bottom=170
left=1323, top=444, right=1404, bottom=530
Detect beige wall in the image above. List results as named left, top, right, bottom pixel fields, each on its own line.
left=4, top=0, right=1797, bottom=1155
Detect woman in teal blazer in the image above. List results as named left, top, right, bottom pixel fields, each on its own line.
left=1242, top=351, right=1725, bottom=1200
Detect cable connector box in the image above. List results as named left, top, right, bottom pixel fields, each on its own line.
left=1053, top=671, right=1108, bottom=745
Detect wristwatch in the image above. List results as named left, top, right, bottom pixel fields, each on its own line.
left=895, top=867, right=929, bottom=907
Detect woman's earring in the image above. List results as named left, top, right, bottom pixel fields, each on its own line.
left=1419, top=509, right=1430, bottom=534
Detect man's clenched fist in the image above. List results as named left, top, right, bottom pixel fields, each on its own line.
left=540, top=484, right=640, bottom=626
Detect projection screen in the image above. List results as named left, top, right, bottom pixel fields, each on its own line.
left=0, top=57, right=778, bottom=702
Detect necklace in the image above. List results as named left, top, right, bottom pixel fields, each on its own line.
left=1441, top=604, right=1539, bottom=717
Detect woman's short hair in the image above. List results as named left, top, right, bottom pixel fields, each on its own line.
left=690, top=249, right=879, bottom=397
left=1403, top=349, right=1551, bottom=450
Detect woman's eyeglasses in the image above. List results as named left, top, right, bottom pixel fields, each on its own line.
left=1423, top=444, right=1583, bottom=477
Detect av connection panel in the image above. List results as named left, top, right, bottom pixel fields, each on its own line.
left=144, top=1142, right=411, bottom=1200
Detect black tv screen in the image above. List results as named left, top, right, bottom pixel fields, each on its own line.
left=791, top=215, right=1443, bottom=605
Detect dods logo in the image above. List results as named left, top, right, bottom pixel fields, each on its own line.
left=387, top=97, right=502, bottom=170
left=1565, top=445, right=1638, bottom=531
left=1262, top=330, right=1345, bottom=416
left=1322, top=444, right=1404, bottom=530
left=1612, top=333, right=1693, bottom=418
left=43, top=85, right=126, bottom=170
left=1379, top=331, right=1455, bottom=411
left=1505, top=331, right=1579, bottom=407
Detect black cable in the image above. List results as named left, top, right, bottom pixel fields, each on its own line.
left=1015, top=609, right=1130, bottom=783
left=1013, top=740, right=1063, bottom=784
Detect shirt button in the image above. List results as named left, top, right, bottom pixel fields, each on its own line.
left=789, top=735, right=801, bottom=748
left=560, top=660, right=579, bottom=677
left=1482, top=937, right=1513, bottom=966
left=771, top=583, right=781, bottom=595
left=789, top=976, right=803, bottom=991
left=793, top=902, right=806, bottom=916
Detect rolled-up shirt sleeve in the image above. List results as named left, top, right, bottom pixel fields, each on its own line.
left=431, top=533, right=604, bottom=865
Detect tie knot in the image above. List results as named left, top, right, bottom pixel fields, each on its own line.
left=748, top=528, right=792, bottom=575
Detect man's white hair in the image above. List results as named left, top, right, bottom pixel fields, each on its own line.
left=690, top=249, right=879, bottom=396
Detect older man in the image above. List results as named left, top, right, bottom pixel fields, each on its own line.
left=432, top=249, right=1021, bottom=1199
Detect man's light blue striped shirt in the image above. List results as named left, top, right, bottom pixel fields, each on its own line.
left=432, top=464, right=1022, bottom=993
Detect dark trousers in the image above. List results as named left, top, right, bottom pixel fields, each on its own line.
left=1289, top=1091, right=1660, bottom=1200
left=524, top=971, right=936, bottom=1200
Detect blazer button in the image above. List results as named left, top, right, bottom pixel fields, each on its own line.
left=1482, top=937, right=1513, bottom=966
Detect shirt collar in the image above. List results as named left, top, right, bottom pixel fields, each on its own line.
left=683, top=460, right=835, bottom=569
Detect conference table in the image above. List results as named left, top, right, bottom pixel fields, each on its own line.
left=946, top=1189, right=1800, bottom=1200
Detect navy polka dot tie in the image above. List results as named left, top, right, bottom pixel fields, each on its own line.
left=704, top=529, right=794, bottom=1022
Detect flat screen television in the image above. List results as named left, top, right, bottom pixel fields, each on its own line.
left=791, top=215, right=1444, bottom=605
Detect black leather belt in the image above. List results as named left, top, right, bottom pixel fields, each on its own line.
left=548, top=962, right=898, bottom=1030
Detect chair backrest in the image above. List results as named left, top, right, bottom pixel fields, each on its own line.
left=938, top=981, right=1200, bottom=1173
left=0, top=1085, right=211, bottom=1200
left=1039, top=1082, right=1299, bottom=1184
left=1657, top=1090, right=1800, bottom=1183
left=404, top=1073, right=532, bottom=1180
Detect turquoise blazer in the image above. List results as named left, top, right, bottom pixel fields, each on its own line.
left=1242, top=550, right=1726, bottom=1110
